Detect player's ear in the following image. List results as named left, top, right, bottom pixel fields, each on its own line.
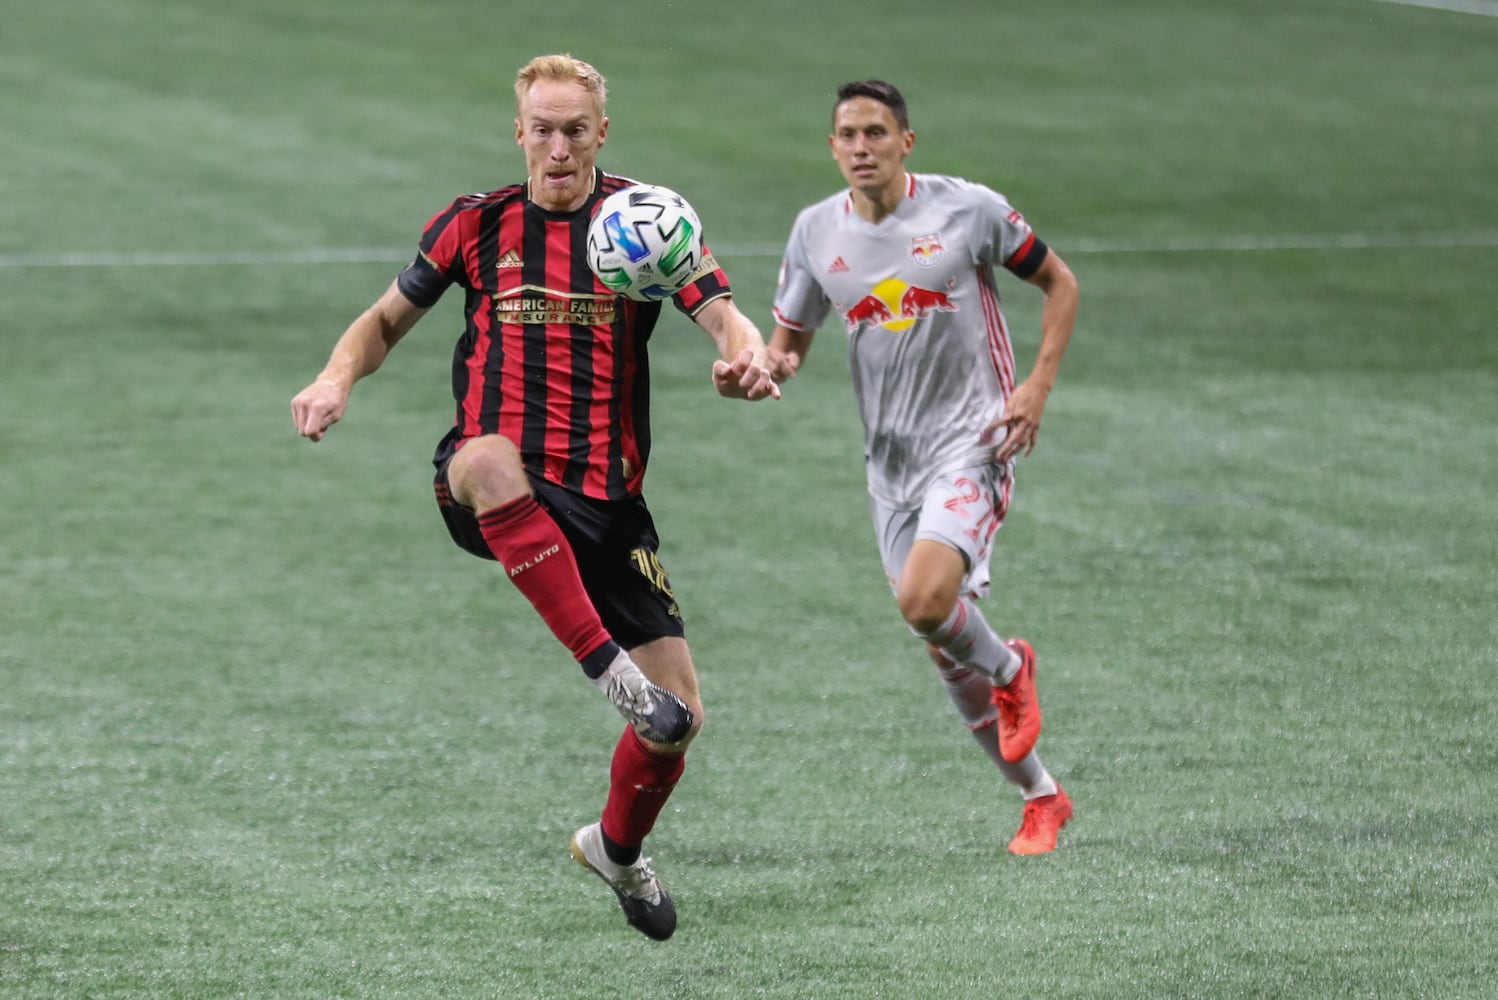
left=903, top=129, right=915, bottom=156
left=514, top=117, right=524, bottom=145
left=597, top=115, right=609, bottom=146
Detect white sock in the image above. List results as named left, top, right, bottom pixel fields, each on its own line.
left=920, top=598, right=1021, bottom=684
left=934, top=657, right=1053, bottom=797
left=998, top=751, right=1057, bottom=800
left=934, top=656, right=998, bottom=729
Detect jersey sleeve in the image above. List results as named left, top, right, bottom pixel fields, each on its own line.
left=971, top=183, right=1049, bottom=280
left=396, top=199, right=472, bottom=308
left=770, top=210, right=832, bottom=332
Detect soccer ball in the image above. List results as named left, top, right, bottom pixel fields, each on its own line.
left=587, top=184, right=705, bottom=301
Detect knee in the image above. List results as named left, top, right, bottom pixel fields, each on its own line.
left=645, top=699, right=704, bottom=754
left=897, top=587, right=955, bottom=636
left=449, top=435, right=529, bottom=510
left=895, top=540, right=966, bottom=637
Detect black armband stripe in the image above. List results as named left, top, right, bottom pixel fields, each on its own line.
left=1005, top=235, right=1049, bottom=280
left=397, top=253, right=450, bottom=308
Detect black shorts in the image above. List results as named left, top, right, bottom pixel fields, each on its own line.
left=433, top=456, right=685, bottom=649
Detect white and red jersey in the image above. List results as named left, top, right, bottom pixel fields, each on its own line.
left=774, top=172, right=1049, bottom=509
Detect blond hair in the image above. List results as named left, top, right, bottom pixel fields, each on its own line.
left=514, top=54, right=607, bottom=116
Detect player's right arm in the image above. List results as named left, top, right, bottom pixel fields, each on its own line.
left=291, top=280, right=429, bottom=442
left=766, top=324, right=814, bottom=382
left=767, top=207, right=830, bottom=382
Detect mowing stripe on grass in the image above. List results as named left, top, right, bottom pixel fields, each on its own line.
left=1373, top=0, right=1498, bottom=17
left=3, top=231, right=1498, bottom=270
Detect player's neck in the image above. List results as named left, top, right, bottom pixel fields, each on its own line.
left=849, top=171, right=908, bottom=224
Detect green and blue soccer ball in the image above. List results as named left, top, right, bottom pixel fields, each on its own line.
left=587, top=184, right=705, bottom=302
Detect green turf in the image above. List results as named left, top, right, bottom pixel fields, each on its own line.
left=3, top=1, right=1496, bottom=997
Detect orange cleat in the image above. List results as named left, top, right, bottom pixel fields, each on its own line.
left=1008, top=787, right=1073, bottom=855
left=992, top=638, right=1041, bottom=762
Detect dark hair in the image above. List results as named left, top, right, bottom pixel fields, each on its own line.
left=833, top=80, right=909, bottom=130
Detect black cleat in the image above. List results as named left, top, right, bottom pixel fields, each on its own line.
left=570, top=822, right=677, bottom=941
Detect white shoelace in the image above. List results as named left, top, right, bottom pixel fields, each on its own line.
left=614, top=857, right=663, bottom=904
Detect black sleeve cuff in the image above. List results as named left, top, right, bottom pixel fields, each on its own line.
left=1006, top=236, right=1049, bottom=280
left=396, top=254, right=451, bottom=308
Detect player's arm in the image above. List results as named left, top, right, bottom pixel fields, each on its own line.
left=990, top=250, right=1079, bottom=462
left=693, top=296, right=781, bottom=401
left=291, top=280, right=430, bottom=441
left=767, top=323, right=814, bottom=382
left=766, top=219, right=826, bottom=383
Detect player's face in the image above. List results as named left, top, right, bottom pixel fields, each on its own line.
left=830, top=97, right=913, bottom=200
left=515, top=78, right=609, bottom=212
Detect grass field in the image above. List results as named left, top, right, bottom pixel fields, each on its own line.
left=3, top=1, right=1496, bottom=997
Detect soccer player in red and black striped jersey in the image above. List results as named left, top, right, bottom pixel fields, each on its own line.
left=291, top=54, right=778, bottom=941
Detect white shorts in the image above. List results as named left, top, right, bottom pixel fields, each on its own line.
left=871, top=463, right=1014, bottom=601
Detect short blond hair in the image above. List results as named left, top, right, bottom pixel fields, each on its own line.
left=514, top=54, right=607, bottom=116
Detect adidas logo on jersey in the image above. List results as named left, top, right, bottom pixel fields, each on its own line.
left=497, top=249, right=523, bottom=269
left=828, top=256, right=849, bottom=274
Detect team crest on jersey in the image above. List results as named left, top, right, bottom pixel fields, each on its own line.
left=910, top=233, right=945, bottom=267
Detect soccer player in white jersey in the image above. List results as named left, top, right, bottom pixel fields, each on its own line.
left=766, top=80, right=1081, bottom=854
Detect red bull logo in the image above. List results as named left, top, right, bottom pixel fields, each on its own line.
left=842, top=277, right=956, bottom=332
left=910, top=232, right=945, bottom=266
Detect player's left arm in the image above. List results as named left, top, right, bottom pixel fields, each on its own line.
left=990, top=250, right=1079, bottom=463
left=693, top=296, right=782, bottom=401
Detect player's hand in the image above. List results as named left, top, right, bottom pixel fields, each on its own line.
left=712, top=349, right=781, bottom=401
left=765, top=346, right=801, bottom=383
left=983, top=378, right=1049, bottom=463
left=290, top=380, right=350, bottom=442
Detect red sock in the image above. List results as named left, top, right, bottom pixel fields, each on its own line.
left=601, top=727, right=686, bottom=850
left=477, top=496, right=610, bottom=662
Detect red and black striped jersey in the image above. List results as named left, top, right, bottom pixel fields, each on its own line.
left=397, top=169, right=731, bottom=501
